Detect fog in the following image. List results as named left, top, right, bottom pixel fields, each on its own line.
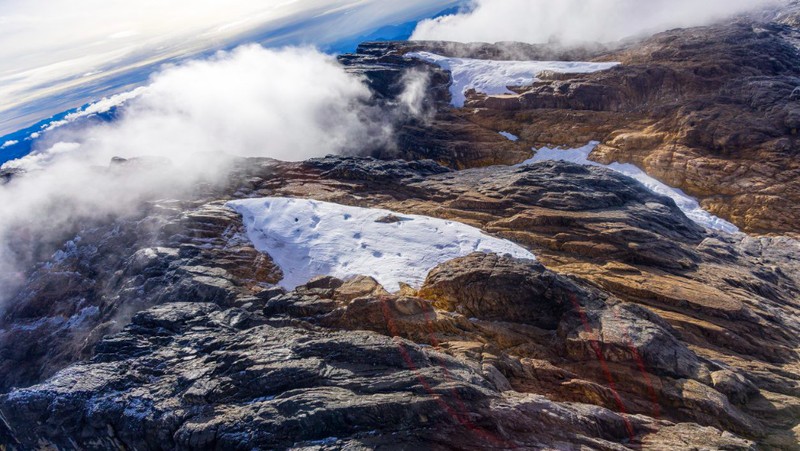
left=411, top=0, right=781, bottom=44
left=0, top=45, right=426, bottom=304
left=0, top=0, right=456, bottom=134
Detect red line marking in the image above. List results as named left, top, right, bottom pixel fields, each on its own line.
left=610, top=307, right=661, bottom=420
left=380, top=297, right=515, bottom=448
left=380, top=291, right=660, bottom=447
left=566, top=293, right=637, bottom=442
left=420, top=304, right=508, bottom=441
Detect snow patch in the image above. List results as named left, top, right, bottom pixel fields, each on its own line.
left=227, top=197, right=536, bottom=291
left=519, top=142, right=740, bottom=233
left=499, top=131, right=519, bottom=141
left=407, top=52, right=619, bottom=107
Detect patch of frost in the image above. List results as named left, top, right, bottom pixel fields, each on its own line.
left=14, top=316, right=65, bottom=332
left=499, top=131, right=519, bottom=141
left=519, top=141, right=740, bottom=234
left=51, top=237, right=82, bottom=264
left=227, top=197, right=536, bottom=291
left=12, top=305, right=99, bottom=332
left=63, top=306, right=100, bottom=330
left=407, top=52, right=620, bottom=107
left=307, top=437, right=339, bottom=446
left=123, top=397, right=153, bottom=421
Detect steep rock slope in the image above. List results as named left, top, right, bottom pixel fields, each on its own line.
left=0, top=156, right=797, bottom=449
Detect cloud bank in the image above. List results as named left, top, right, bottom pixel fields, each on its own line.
left=411, top=0, right=780, bottom=44
left=0, top=0, right=455, bottom=135
left=0, top=45, right=424, bottom=304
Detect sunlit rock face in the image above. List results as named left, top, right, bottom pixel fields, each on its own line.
left=1, top=152, right=798, bottom=449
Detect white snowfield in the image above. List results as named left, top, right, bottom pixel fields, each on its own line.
left=227, top=197, right=536, bottom=291
left=520, top=142, right=741, bottom=234
left=407, top=51, right=620, bottom=107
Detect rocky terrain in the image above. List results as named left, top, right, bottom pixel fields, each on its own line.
left=342, top=4, right=800, bottom=236
left=1, top=4, right=800, bottom=451
left=1, top=156, right=798, bottom=449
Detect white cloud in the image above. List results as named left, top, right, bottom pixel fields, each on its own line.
left=43, top=46, right=386, bottom=164
left=0, top=44, right=424, bottom=303
left=411, top=0, right=781, bottom=44
left=0, top=0, right=456, bottom=135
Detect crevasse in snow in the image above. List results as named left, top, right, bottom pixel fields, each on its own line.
left=407, top=51, right=620, bottom=107
left=227, top=197, right=536, bottom=291
left=519, top=141, right=740, bottom=233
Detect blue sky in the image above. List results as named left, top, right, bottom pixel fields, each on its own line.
left=1, top=0, right=772, bottom=140
left=0, top=0, right=460, bottom=136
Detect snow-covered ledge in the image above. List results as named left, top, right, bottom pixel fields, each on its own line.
left=519, top=142, right=741, bottom=234
left=407, top=51, right=620, bottom=107
left=227, top=197, right=536, bottom=291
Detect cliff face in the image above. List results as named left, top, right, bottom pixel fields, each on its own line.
left=2, top=6, right=800, bottom=451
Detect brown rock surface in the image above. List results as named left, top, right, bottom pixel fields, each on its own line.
left=4, top=154, right=795, bottom=449
left=355, top=6, right=800, bottom=235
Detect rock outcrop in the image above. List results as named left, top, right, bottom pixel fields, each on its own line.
left=0, top=297, right=756, bottom=450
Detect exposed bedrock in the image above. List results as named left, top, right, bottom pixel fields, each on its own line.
left=0, top=297, right=757, bottom=450
left=0, top=155, right=798, bottom=449
left=337, top=7, right=800, bottom=235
